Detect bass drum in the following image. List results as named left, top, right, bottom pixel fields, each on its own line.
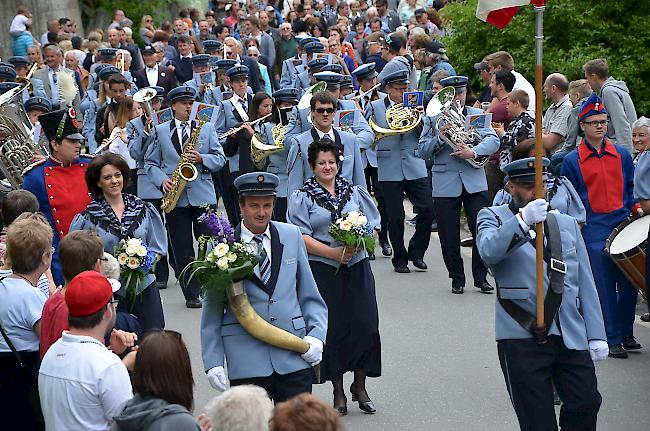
left=605, top=214, right=649, bottom=300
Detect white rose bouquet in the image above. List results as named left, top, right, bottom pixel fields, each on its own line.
left=114, top=237, right=156, bottom=304
left=182, top=209, right=258, bottom=305
left=329, top=210, right=376, bottom=257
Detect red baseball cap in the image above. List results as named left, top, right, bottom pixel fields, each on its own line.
left=65, top=271, right=119, bottom=317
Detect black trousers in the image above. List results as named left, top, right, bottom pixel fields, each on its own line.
left=273, top=197, right=288, bottom=223
left=124, top=169, right=138, bottom=196
left=116, top=281, right=165, bottom=332
left=144, top=198, right=171, bottom=286
left=434, top=188, right=488, bottom=287
left=230, top=367, right=314, bottom=403
left=364, top=165, right=388, bottom=243
left=217, top=162, right=241, bottom=226
left=165, top=204, right=213, bottom=301
left=497, top=336, right=601, bottom=431
left=379, top=177, right=434, bottom=267
left=0, top=351, right=43, bottom=430
left=486, top=161, right=506, bottom=203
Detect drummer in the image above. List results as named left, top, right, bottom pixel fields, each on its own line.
left=632, top=117, right=650, bottom=321
left=561, top=94, right=642, bottom=358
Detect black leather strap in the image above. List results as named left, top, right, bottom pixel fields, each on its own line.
left=497, top=212, right=565, bottom=343
left=0, top=277, right=31, bottom=370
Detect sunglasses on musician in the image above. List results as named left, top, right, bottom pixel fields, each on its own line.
left=315, top=107, right=336, bottom=114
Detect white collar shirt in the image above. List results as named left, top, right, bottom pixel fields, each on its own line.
left=240, top=222, right=272, bottom=277
left=145, top=63, right=159, bottom=86
left=315, top=127, right=335, bottom=141
left=174, top=117, right=192, bottom=145
left=38, top=332, right=132, bottom=431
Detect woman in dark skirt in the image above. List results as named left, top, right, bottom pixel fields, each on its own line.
left=287, top=139, right=381, bottom=416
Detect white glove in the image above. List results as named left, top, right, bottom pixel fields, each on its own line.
left=300, top=336, right=323, bottom=366
left=520, top=198, right=548, bottom=226
left=207, top=366, right=228, bottom=392
left=589, top=340, right=609, bottom=363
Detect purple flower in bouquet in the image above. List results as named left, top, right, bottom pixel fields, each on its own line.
left=199, top=208, right=235, bottom=243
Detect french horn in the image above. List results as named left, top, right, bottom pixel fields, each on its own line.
left=369, top=103, right=422, bottom=148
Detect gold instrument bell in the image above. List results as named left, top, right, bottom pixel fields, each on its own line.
left=369, top=103, right=422, bottom=148
left=251, top=107, right=291, bottom=168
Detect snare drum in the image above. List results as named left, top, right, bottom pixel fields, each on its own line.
left=605, top=215, right=648, bottom=300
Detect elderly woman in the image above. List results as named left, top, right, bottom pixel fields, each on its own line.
left=0, top=213, right=52, bottom=429
left=287, top=139, right=381, bottom=416
left=70, top=153, right=167, bottom=331
left=633, top=117, right=650, bottom=322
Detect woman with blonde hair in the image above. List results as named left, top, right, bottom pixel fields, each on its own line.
left=140, top=15, right=155, bottom=45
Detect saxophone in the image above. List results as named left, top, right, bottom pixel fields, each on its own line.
left=161, top=120, right=205, bottom=213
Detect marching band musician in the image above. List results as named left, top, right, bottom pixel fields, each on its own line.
left=81, top=65, right=120, bottom=153
left=183, top=54, right=215, bottom=103
left=95, top=73, right=131, bottom=146
left=353, top=62, right=392, bottom=257
left=86, top=47, right=137, bottom=93
left=23, top=107, right=93, bottom=286
left=476, top=157, right=607, bottom=431
left=561, top=94, right=641, bottom=358
left=295, top=41, right=326, bottom=93
left=144, top=85, right=226, bottom=309
left=203, top=39, right=223, bottom=61
left=7, top=56, right=30, bottom=101
left=418, top=75, right=498, bottom=291
left=0, top=63, right=17, bottom=84
left=207, top=59, right=254, bottom=105
left=367, top=69, right=433, bottom=274
left=24, top=96, right=52, bottom=162
left=201, top=172, right=328, bottom=403
left=279, top=36, right=317, bottom=90
left=339, top=75, right=354, bottom=99
left=296, top=57, right=327, bottom=94
left=287, top=90, right=366, bottom=195
left=128, top=85, right=171, bottom=291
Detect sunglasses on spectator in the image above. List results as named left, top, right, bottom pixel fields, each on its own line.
left=315, top=107, right=336, bottom=114
left=582, top=120, right=608, bottom=127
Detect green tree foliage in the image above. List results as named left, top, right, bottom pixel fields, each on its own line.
left=440, top=0, right=650, bottom=113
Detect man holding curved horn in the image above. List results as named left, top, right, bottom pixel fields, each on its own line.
left=419, top=75, right=499, bottom=293
left=200, top=171, right=327, bottom=403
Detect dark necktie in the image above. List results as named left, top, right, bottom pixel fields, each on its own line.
left=181, top=122, right=189, bottom=144
left=253, top=234, right=271, bottom=285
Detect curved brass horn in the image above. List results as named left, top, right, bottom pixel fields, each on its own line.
left=369, top=103, right=422, bottom=148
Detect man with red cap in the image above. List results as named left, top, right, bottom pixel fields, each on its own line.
left=38, top=271, right=135, bottom=430
left=561, top=93, right=642, bottom=359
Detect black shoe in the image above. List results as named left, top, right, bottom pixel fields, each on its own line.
left=460, top=237, right=474, bottom=247
left=394, top=265, right=410, bottom=273
left=411, top=258, right=427, bottom=270
left=368, top=251, right=376, bottom=260
left=608, top=344, right=628, bottom=359
left=430, top=221, right=438, bottom=232
left=381, top=241, right=392, bottom=257
left=334, top=395, right=347, bottom=416
left=156, top=281, right=167, bottom=290
left=452, top=283, right=465, bottom=294
left=642, top=313, right=650, bottom=322
left=623, top=335, right=642, bottom=350
left=185, top=299, right=202, bottom=308
left=350, top=386, right=376, bottom=414
left=475, top=281, right=494, bottom=293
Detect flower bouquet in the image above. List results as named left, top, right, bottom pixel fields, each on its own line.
left=329, top=210, right=376, bottom=265
left=182, top=208, right=258, bottom=305
left=114, top=237, right=157, bottom=308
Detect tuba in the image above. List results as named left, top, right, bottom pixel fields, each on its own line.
left=369, top=103, right=422, bottom=148
left=160, top=120, right=205, bottom=212
left=0, top=70, right=49, bottom=190
left=426, top=87, right=488, bottom=169
left=133, top=87, right=157, bottom=134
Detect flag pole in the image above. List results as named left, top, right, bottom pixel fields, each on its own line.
left=533, top=4, right=546, bottom=338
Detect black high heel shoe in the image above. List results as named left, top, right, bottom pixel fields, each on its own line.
left=350, top=385, right=376, bottom=414
left=333, top=394, right=347, bottom=416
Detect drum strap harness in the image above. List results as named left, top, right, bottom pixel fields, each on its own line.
left=498, top=211, right=566, bottom=344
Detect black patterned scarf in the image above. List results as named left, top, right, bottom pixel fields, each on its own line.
left=301, top=175, right=353, bottom=222
left=82, top=194, right=147, bottom=240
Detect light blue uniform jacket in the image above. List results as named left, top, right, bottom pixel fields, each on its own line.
left=214, top=94, right=254, bottom=173
left=476, top=204, right=606, bottom=349
left=128, top=116, right=162, bottom=200
left=69, top=198, right=167, bottom=295
left=418, top=106, right=499, bottom=197
left=81, top=98, right=102, bottom=154
left=200, top=221, right=328, bottom=380
left=144, top=120, right=226, bottom=207
left=258, top=122, right=290, bottom=199
left=280, top=57, right=304, bottom=90
left=206, top=85, right=254, bottom=106
left=366, top=96, right=428, bottom=182
left=286, top=128, right=366, bottom=195
left=287, top=185, right=380, bottom=267
left=355, top=90, right=387, bottom=168
left=284, top=100, right=373, bottom=151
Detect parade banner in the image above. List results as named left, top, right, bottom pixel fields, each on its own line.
left=190, top=102, right=219, bottom=123
left=476, top=0, right=544, bottom=28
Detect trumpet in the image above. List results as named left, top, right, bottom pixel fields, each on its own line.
left=218, top=113, right=273, bottom=139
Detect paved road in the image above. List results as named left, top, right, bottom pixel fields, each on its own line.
left=160, top=222, right=650, bottom=430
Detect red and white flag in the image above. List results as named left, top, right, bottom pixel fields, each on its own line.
left=476, top=0, right=544, bottom=28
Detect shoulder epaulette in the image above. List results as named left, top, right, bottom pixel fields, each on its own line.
left=21, top=158, right=46, bottom=176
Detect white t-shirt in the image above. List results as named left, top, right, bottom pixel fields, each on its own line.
left=512, top=70, right=536, bottom=113
left=10, top=14, right=29, bottom=34
left=39, top=332, right=133, bottom=431
left=0, top=269, right=50, bottom=298
left=108, top=127, right=137, bottom=169
left=0, top=276, right=46, bottom=352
